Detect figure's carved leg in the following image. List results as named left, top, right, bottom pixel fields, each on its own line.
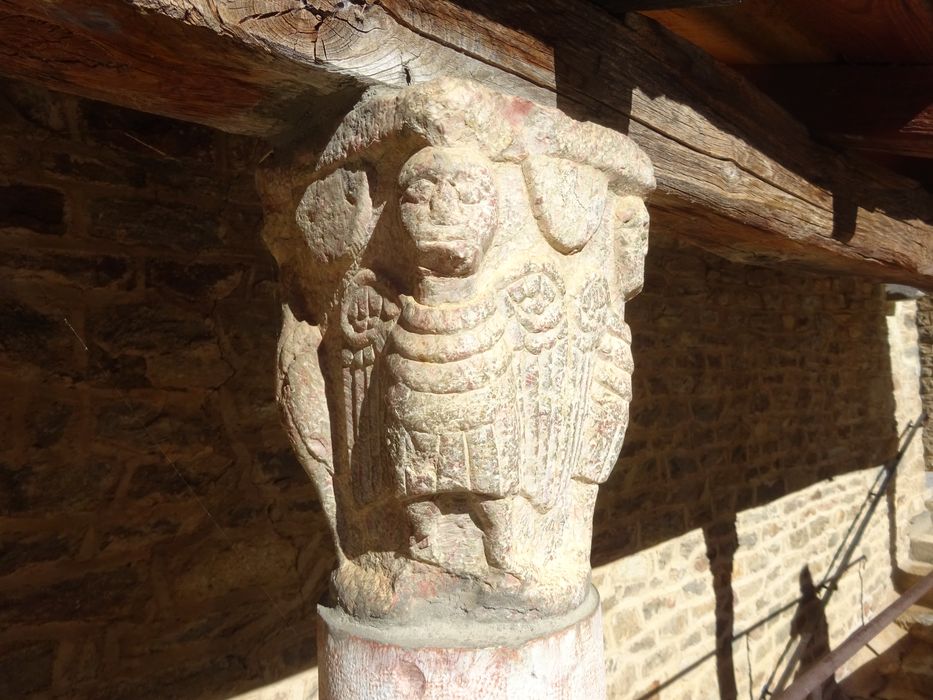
left=259, top=77, right=654, bottom=699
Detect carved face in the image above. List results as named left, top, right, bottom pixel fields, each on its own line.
left=398, top=147, right=497, bottom=278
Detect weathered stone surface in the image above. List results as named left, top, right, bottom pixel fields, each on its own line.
left=916, top=295, right=933, bottom=473
left=145, top=259, right=244, bottom=300
left=0, top=565, right=144, bottom=623
left=262, top=77, right=654, bottom=625
left=88, top=302, right=233, bottom=389
left=1, top=251, right=132, bottom=289
left=89, top=198, right=222, bottom=252
left=0, top=641, right=55, bottom=697
left=0, top=297, right=79, bottom=374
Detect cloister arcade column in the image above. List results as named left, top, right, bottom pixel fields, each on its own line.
left=258, top=78, right=655, bottom=699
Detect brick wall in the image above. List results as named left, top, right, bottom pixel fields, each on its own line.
left=0, top=79, right=926, bottom=700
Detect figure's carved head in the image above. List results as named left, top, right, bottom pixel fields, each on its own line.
left=398, top=146, right=497, bottom=279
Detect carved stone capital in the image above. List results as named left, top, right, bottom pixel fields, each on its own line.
left=260, top=78, right=654, bottom=627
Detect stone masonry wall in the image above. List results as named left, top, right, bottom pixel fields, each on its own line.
left=0, top=80, right=926, bottom=700
left=916, top=295, right=933, bottom=471
left=0, top=79, right=332, bottom=700
left=594, top=237, right=926, bottom=699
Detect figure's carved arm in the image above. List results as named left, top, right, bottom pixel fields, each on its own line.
left=276, top=305, right=342, bottom=555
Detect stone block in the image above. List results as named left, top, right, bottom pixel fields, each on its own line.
left=0, top=641, right=55, bottom=697
left=3, top=447, right=121, bottom=515
left=88, top=302, right=231, bottom=389
left=0, top=183, right=65, bottom=235
left=24, top=395, right=77, bottom=449
left=0, top=251, right=133, bottom=290
left=89, top=302, right=209, bottom=354
left=0, top=298, right=79, bottom=374
left=44, top=151, right=147, bottom=189
left=0, top=565, right=144, bottom=623
left=145, top=260, right=244, bottom=300
left=84, top=347, right=150, bottom=389
left=89, top=198, right=222, bottom=252
left=0, top=531, right=75, bottom=576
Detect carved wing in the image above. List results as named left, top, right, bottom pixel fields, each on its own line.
left=570, top=194, right=645, bottom=483
left=336, top=268, right=400, bottom=505
left=574, top=309, right=634, bottom=484
left=506, top=265, right=572, bottom=511
left=276, top=305, right=340, bottom=543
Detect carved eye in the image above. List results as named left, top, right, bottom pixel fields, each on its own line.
left=402, top=179, right=435, bottom=204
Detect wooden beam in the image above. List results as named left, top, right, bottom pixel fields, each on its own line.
left=591, top=0, right=741, bottom=15
left=642, top=1, right=833, bottom=64
left=739, top=65, right=933, bottom=159
left=379, top=0, right=933, bottom=287
left=0, top=0, right=930, bottom=288
left=773, top=0, right=933, bottom=65
left=0, top=0, right=352, bottom=138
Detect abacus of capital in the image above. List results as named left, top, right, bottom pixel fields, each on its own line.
left=259, top=78, right=654, bottom=699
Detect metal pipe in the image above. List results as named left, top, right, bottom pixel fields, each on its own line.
left=774, top=568, right=933, bottom=700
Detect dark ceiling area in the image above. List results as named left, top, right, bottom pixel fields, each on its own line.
left=595, top=0, right=933, bottom=189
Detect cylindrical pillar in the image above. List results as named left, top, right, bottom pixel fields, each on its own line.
left=318, top=586, right=605, bottom=700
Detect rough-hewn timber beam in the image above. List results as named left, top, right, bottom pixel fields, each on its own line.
left=0, top=0, right=930, bottom=288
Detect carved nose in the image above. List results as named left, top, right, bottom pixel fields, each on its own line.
left=430, top=181, right=461, bottom=224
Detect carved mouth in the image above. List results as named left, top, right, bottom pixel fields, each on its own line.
left=414, top=239, right=482, bottom=277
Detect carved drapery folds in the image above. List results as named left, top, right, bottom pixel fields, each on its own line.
left=261, top=78, right=654, bottom=625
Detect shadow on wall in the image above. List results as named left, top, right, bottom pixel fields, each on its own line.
left=630, top=417, right=922, bottom=700
left=594, top=233, right=900, bottom=566
left=593, top=232, right=905, bottom=699
left=0, top=79, right=331, bottom=700
left=785, top=566, right=846, bottom=700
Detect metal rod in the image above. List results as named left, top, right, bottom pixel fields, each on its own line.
left=773, top=568, right=933, bottom=700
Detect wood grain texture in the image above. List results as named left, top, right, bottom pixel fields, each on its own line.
left=592, top=0, right=740, bottom=13
left=643, top=1, right=834, bottom=64
left=785, top=0, right=933, bottom=64
left=0, top=0, right=930, bottom=287
left=0, top=0, right=354, bottom=137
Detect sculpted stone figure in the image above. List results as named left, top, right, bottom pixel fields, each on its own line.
left=261, top=78, right=654, bottom=628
